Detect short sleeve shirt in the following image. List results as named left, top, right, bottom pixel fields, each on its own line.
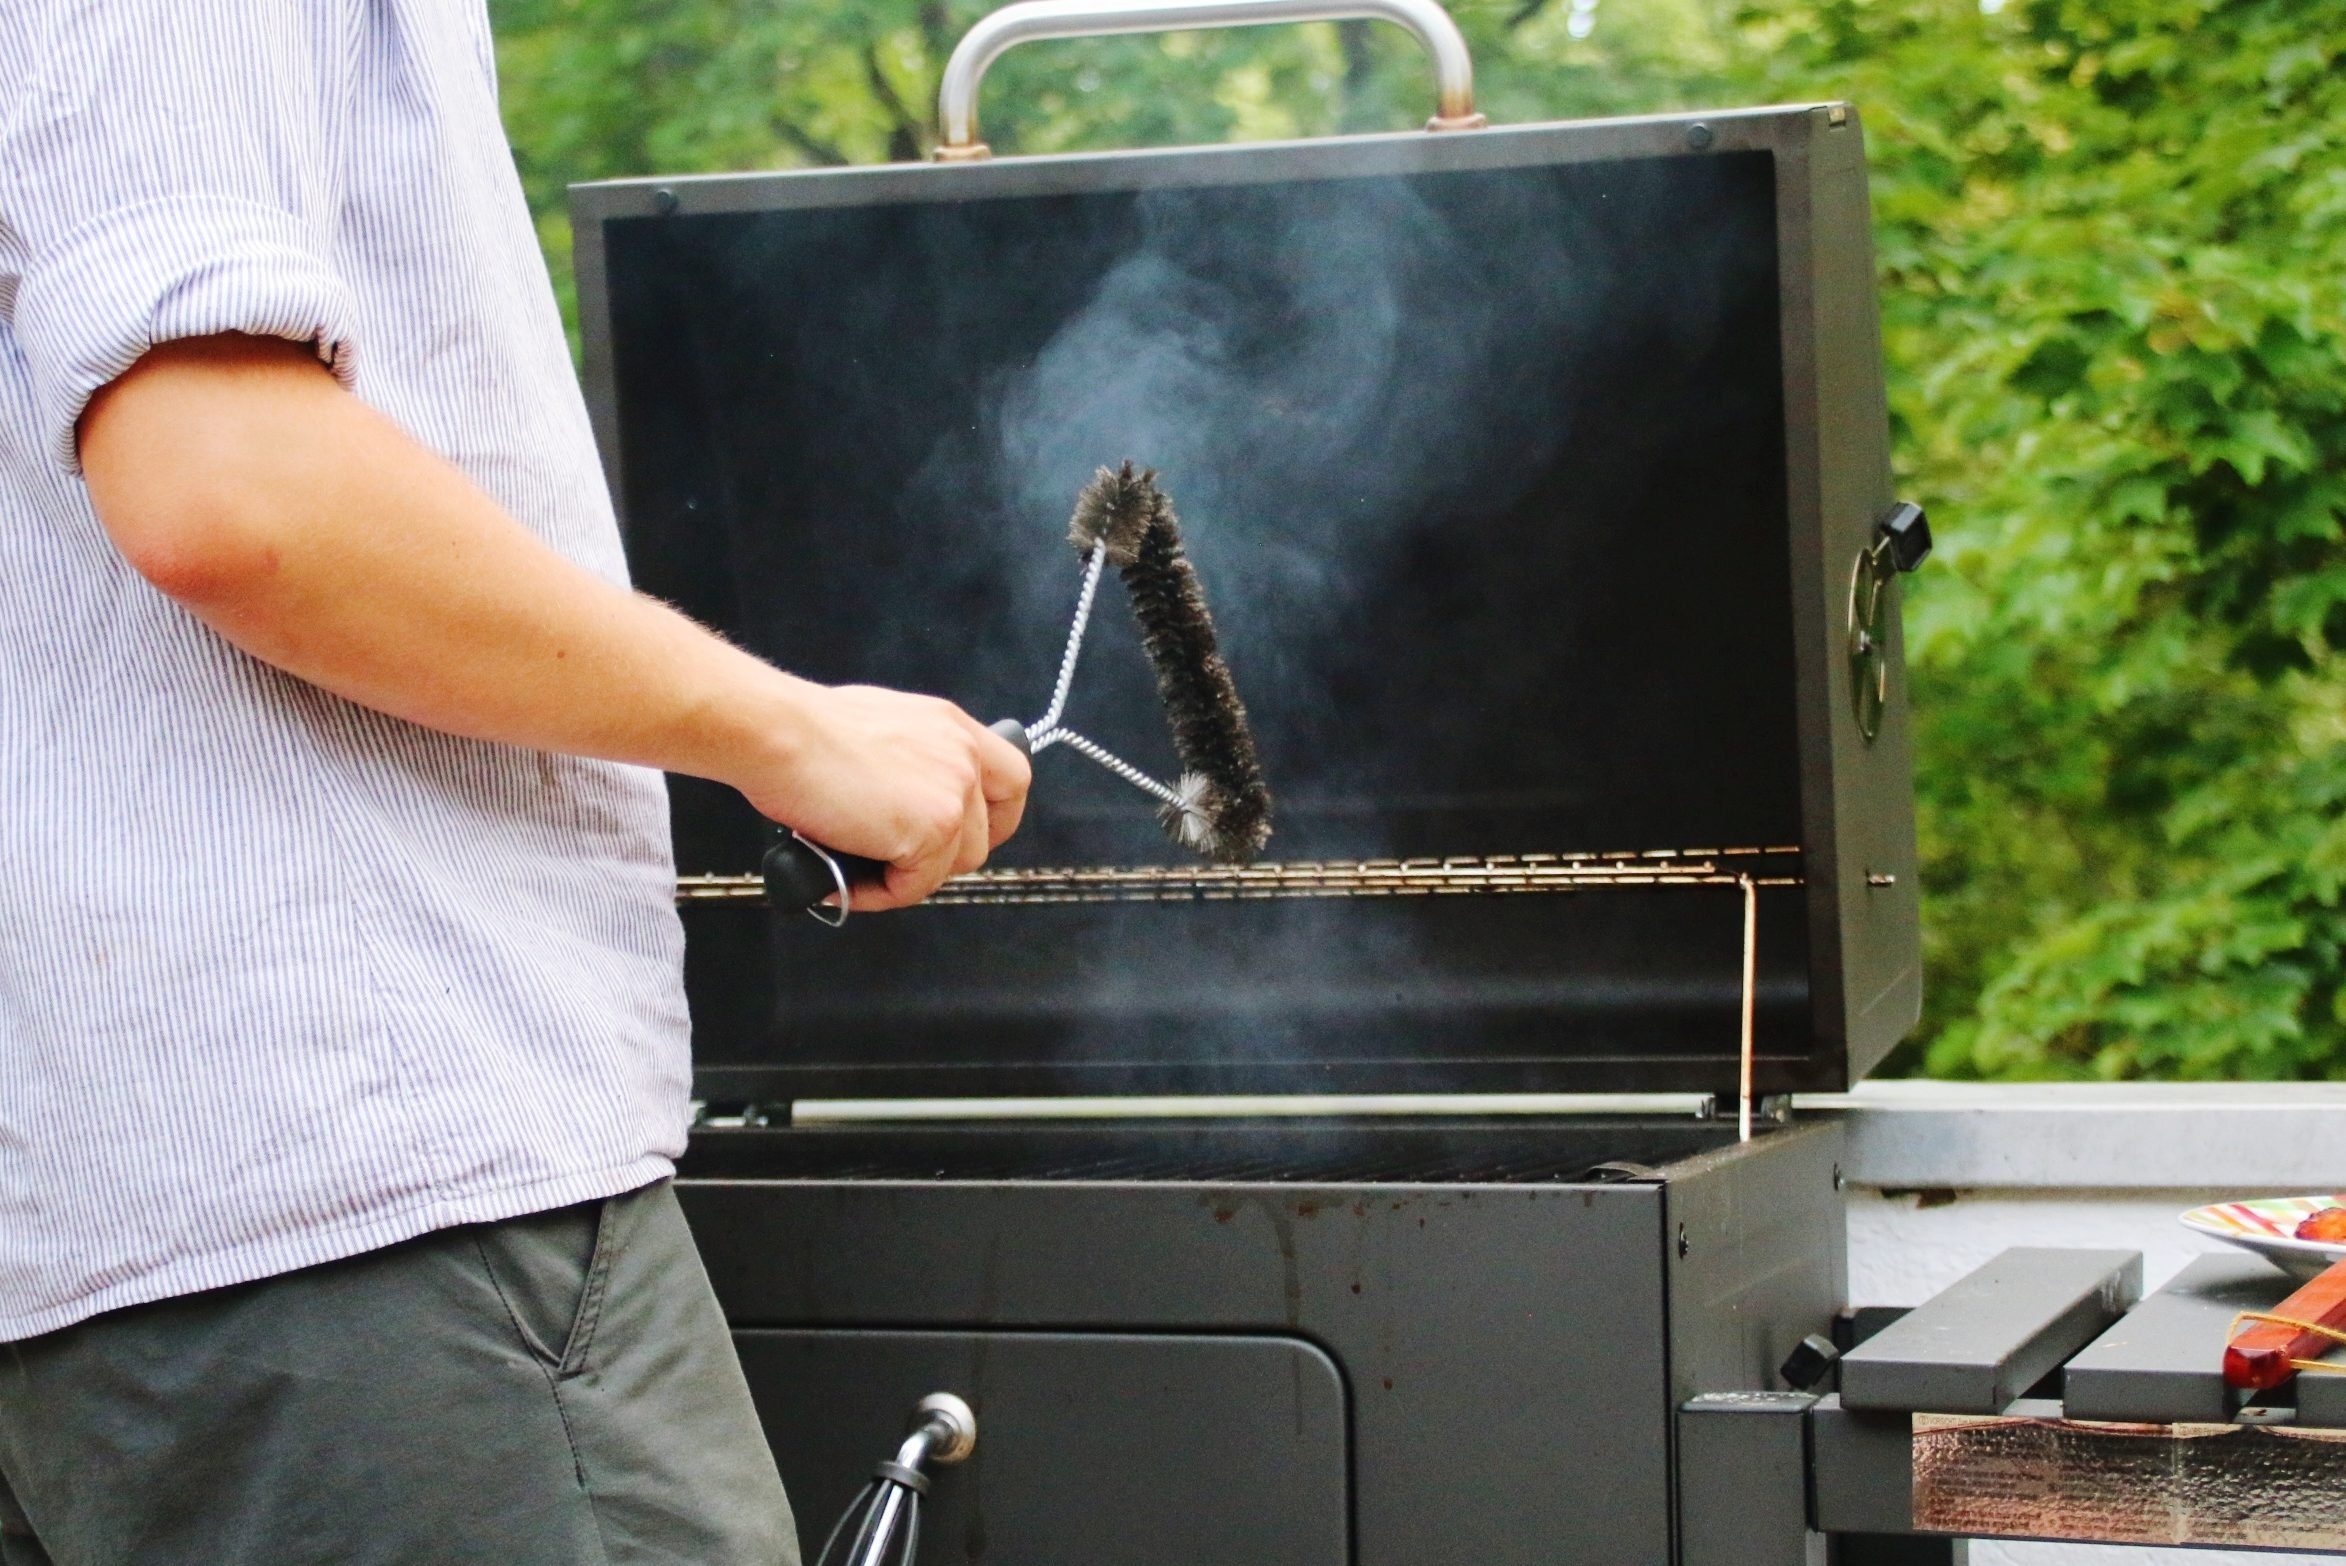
left=0, top=0, right=690, bottom=1340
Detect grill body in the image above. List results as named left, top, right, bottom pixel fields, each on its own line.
left=572, top=99, right=1907, bottom=1566
left=679, top=1117, right=1845, bottom=1566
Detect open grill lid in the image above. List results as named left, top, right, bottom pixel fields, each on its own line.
left=570, top=99, right=1922, bottom=1109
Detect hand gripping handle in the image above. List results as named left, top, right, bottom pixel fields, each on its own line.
left=934, top=0, right=1485, bottom=161
left=761, top=719, right=1032, bottom=924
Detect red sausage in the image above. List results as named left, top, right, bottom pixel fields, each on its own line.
left=2225, top=1254, right=2346, bottom=1391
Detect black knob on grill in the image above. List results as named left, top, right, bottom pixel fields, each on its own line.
left=1780, top=1331, right=1843, bottom=1391
left=1877, top=500, right=1931, bottom=573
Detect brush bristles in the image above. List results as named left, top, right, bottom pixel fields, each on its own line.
left=1067, top=461, right=1158, bottom=567
left=1105, top=468, right=1273, bottom=865
left=1158, top=773, right=1228, bottom=860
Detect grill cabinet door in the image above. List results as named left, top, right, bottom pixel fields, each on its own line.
left=737, top=1329, right=1349, bottom=1565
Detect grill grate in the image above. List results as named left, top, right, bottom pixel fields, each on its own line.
left=678, top=844, right=1799, bottom=1145
left=676, top=845, right=1802, bottom=907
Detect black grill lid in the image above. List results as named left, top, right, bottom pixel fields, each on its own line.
left=570, top=105, right=1921, bottom=1105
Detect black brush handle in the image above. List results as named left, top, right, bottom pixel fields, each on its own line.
left=761, top=718, right=1030, bottom=917
left=759, top=839, right=887, bottom=917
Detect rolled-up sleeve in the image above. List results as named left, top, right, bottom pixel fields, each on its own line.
left=0, top=1, right=359, bottom=472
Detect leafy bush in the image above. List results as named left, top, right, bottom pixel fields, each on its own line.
left=1712, top=0, right=2346, bottom=1076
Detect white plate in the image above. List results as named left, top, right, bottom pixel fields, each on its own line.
left=2180, top=1194, right=2346, bottom=1282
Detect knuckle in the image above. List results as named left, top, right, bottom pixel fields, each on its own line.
left=922, top=801, right=963, bottom=845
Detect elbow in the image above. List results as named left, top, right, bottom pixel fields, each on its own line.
left=77, top=334, right=326, bottom=612
left=100, top=482, right=284, bottom=609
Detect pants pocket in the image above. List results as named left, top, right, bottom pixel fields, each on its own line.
left=473, top=1196, right=613, bottom=1375
left=555, top=1191, right=634, bottom=1378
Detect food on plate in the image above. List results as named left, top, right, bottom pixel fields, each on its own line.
left=2294, top=1207, right=2346, bottom=1243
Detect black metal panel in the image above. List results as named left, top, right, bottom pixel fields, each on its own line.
left=1779, top=109, right=1921, bottom=1078
left=1664, top=1120, right=1847, bottom=1561
left=1677, top=1392, right=1826, bottom=1566
left=678, top=1115, right=1729, bottom=1184
left=1834, top=1537, right=1969, bottom=1564
left=571, top=105, right=1919, bottom=1102
left=737, top=1330, right=1347, bottom=1565
left=1808, top=1394, right=1922, bottom=1536
left=1663, top=1120, right=1848, bottom=1406
left=676, top=1118, right=1843, bottom=1566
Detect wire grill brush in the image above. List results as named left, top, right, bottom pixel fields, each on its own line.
left=762, top=463, right=1272, bottom=919
left=1059, top=462, right=1272, bottom=863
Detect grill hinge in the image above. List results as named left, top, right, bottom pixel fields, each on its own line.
left=1701, top=1093, right=1794, bottom=1130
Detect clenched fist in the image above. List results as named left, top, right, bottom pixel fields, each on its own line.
left=729, top=680, right=1031, bottom=911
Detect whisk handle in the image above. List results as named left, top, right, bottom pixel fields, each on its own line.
left=761, top=719, right=1031, bottom=920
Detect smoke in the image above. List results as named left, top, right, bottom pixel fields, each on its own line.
left=965, top=171, right=1601, bottom=845
left=937, top=174, right=1575, bottom=1066
left=986, top=174, right=1570, bottom=629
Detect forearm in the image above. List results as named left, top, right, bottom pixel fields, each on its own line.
left=79, top=335, right=802, bottom=792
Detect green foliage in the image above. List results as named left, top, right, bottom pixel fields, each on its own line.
left=488, top=0, right=1742, bottom=329
left=1716, top=0, right=2346, bottom=1077
left=489, top=0, right=2346, bottom=1079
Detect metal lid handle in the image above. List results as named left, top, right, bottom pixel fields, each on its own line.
left=935, top=0, right=1486, bottom=161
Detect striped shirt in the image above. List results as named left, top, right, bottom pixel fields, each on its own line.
left=0, top=0, right=690, bottom=1340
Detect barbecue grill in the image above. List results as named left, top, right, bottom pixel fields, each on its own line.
left=571, top=2, right=1931, bottom=1560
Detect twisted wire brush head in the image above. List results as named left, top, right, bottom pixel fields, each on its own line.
left=1070, top=462, right=1273, bottom=864
left=1067, top=460, right=1156, bottom=566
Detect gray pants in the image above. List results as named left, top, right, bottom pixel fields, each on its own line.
left=0, top=1180, right=799, bottom=1565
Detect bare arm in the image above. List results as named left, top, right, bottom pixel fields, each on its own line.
left=78, top=333, right=1027, bottom=910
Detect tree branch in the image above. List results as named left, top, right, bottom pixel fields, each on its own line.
left=774, top=120, right=851, bottom=167
left=864, top=41, right=927, bottom=162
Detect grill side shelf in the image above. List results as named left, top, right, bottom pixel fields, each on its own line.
left=1838, top=1247, right=2144, bottom=1415
left=2062, top=1252, right=2282, bottom=1424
